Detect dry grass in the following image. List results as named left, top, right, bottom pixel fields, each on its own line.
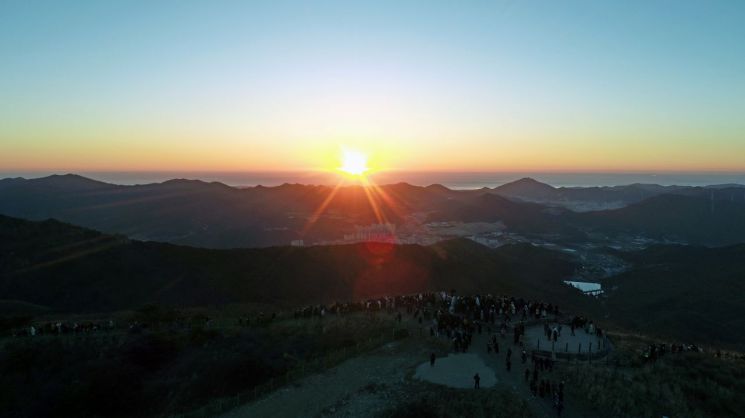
left=555, top=334, right=745, bottom=418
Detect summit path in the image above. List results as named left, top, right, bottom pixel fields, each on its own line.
left=220, top=320, right=598, bottom=418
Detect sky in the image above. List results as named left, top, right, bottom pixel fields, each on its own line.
left=1, top=0, right=744, bottom=174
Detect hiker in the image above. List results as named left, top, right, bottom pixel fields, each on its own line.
left=555, top=394, right=564, bottom=416
left=474, top=373, right=480, bottom=389
left=430, top=352, right=436, bottom=367
left=524, top=368, right=530, bottom=383
left=506, top=359, right=512, bottom=371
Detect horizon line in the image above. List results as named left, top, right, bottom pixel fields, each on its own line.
left=4, top=168, right=745, bottom=175
left=3, top=171, right=745, bottom=190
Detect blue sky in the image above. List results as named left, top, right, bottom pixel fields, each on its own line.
left=1, top=0, right=744, bottom=172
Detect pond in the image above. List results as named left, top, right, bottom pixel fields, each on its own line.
left=564, top=280, right=603, bottom=296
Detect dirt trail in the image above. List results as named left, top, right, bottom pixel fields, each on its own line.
left=414, top=352, right=497, bottom=388
left=220, top=322, right=595, bottom=418
left=220, top=338, right=430, bottom=418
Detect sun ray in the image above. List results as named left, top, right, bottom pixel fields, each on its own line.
left=302, top=179, right=345, bottom=236
left=301, top=148, right=407, bottom=242
left=360, top=175, right=388, bottom=224
left=365, top=181, right=409, bottom=221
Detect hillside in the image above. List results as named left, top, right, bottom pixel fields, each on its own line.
left=427, top=193, right=584, bottom=239
left=0, top=215, right=580, bottom=313
left=575, top=194, right=745, bottom=245
left=603, top=244, right=745, bottom=348
left=4, top=214, right=745, bottom=348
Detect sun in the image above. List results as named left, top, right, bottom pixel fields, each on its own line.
left=339, top=149, right=369, bottom=176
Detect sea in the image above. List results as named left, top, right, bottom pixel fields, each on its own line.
left=3, top=171, right=745, bottom=189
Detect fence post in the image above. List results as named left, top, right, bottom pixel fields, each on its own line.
left=565, top=342, right=568, bottom=353
left=578, top=343, right=581, bottom=354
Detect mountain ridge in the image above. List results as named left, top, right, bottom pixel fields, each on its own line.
left=3, top=174, right=745, bottom=248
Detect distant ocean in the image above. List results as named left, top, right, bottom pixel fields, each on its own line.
left=3, top=171, right=745, bottom=189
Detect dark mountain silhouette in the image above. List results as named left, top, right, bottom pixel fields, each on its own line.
left=0, top=176, right=436, bottom=248
left=574, top=194, right=745, bottom=245
left=429, top=185, right=745, bottom=245
left=4, top=214, right=745, bottom=348
left=492, top=177, right=560, bottom=200
left=3, top=174, right=745, bottom=248
left=0, top=175, right=515, bottom=248
left=426, top=193, right=584, bottom=239
left=490, top=177, right=745, bottom=210
left=490, top=177, right=692, bottom=209
left=0, top=215, right=580, bottom=313
left=603, top=244, right=745, bottom=347
left=704, top=183, right=745, bottom=189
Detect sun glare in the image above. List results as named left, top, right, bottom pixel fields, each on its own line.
left=339, top=149, right=369, bottom=176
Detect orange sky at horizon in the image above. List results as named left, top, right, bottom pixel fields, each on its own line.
left=3, top=131, right=745, bottom=174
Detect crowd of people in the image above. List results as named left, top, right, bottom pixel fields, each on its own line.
left=291, top=291, right=561, bottom=323
left=11, top=320, right=116, bottom=337
left=11, top=312, right=221, bottom=338
left=408, top=291, right=571, bottom=416
left=569, top=315, right=603, bottom=338
left=473, top=309, right=567, bottom=415
left=643, top=342, right=704, bottom=363
left=525, top=354, right=565, bottom=414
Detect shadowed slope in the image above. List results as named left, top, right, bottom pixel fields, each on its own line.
left=0, top=215, right=578, bottom=313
